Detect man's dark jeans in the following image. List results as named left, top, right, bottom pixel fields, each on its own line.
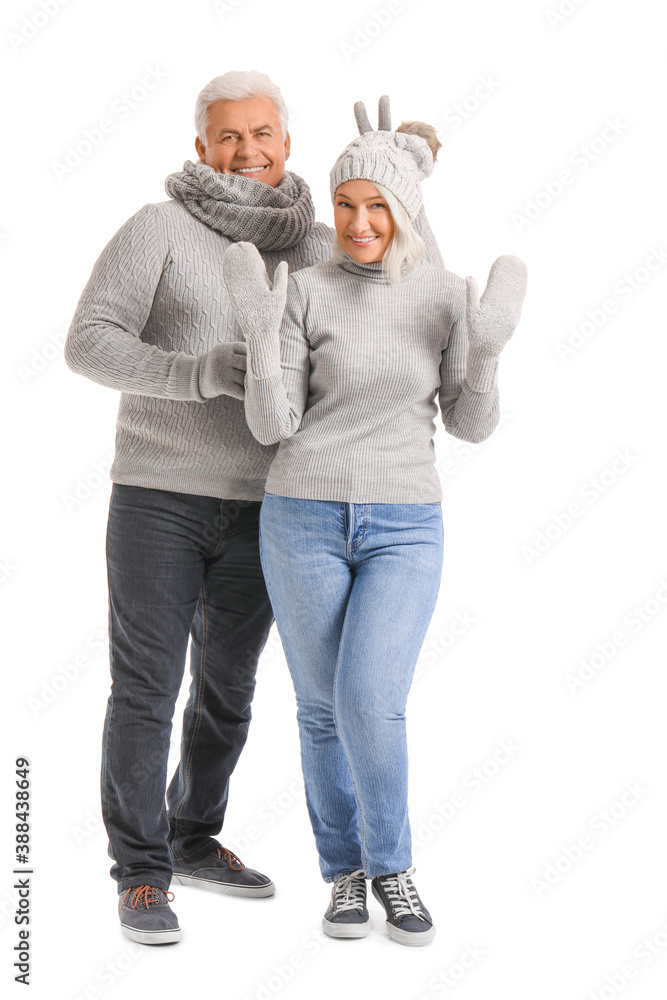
left=102, top=484, right=274, bottom=893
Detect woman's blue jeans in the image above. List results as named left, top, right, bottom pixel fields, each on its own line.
left=259, top=494, right=444, bottom=881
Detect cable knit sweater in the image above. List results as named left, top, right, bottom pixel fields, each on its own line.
left=243, top=255, right=500, bottom=503
left=65, top=162, right=443, bottom=500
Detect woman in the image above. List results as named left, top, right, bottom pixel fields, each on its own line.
left=222, top=103, right=527, bottom=946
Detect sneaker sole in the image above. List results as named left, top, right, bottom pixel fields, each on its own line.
left=120, top=923, right=182, bottom=945
left=371, top=884, right=435, bottom=947
left=322, top=916, right=370, bottom=939
left=170, top=873, right=276, bottom=897
left=386, top=922, right=436, bottom=947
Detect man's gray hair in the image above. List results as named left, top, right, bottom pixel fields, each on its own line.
left=194, top=70, right=289, bottom=144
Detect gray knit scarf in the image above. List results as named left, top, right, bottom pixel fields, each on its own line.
left=165, top=160, right=315, bottom=251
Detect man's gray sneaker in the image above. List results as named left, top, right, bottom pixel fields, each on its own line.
left=322, top=869, right=370, bottom=939
left=371, top=867, right=435, bottom=946
left=171, top=845, right=275, bottom=897
left=118, top=886, right=181, bottom=945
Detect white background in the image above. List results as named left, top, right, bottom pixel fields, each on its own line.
left=2, top=0, right=666, bottom=997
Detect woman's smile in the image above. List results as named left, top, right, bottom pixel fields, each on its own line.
left=334, top=179, right=395, bottom=262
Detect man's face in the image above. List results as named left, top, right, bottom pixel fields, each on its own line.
left=195, top=97, right=290, bottom=188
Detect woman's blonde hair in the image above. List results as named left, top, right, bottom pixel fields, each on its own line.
left=332, top=181, right=425, bottom=286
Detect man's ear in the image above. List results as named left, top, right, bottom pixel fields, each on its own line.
left=194, top=136, right=206, bottom=162
left=283, top=131, right=291, bottom=162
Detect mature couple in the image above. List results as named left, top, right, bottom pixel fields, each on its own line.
left=65, top=69, right=526, bottom=948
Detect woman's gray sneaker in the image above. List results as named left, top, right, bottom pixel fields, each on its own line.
left=371, top=867, right=435, bottom=946
left=171, top=845, right=275, bottom=897
left=118, top=886, right=181, bottom=945
left=322, top=869, right=370, bottom=939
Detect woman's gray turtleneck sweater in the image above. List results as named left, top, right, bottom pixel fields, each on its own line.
left=243, top=255, right=500, bottom=504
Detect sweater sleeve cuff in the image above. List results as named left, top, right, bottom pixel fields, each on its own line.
left=170, top=354, right=208, bottom=401
left=246, top=329, right=281, bottom=380
left=466, top=349, right=499, bottom=394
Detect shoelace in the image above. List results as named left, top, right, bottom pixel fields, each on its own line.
left=216, top=846, right=245, bottom=871
left=377, top=867, right=426, bottom=921
left=122, top=885, right=175, bottom=910
left=332, top=870, right=366, bottom=913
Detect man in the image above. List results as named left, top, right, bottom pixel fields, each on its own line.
left=65, top=70, right=442, bottom=945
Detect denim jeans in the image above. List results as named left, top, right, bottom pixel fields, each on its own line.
left=102, top=484, right=274, bottom=893
left=258, top=494, right=443, bottom=881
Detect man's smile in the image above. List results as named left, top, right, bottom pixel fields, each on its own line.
left=232, top=165, right=270, bottom=175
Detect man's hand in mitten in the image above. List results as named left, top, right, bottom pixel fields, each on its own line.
left=199, top=341, right=247, bottom=400
left=465, top=255, right=527, bottom=393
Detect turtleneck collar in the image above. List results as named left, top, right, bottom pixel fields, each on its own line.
left=336, top=252, right=427, bottom=284
left=164, top=160, right=315, bottom=251
left=337, top=253, right=387, bottom=281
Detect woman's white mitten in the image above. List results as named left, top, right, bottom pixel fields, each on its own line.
left=466, top=255, right=527, bottom=392
left=222, top=242, right=289, bottom=379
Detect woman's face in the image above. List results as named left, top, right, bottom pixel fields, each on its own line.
left=333, top=180, right=395, bottom=263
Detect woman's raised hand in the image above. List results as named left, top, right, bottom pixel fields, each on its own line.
left=222, top=242, right=289, bottom=339
left=465, top=256, right=528, bottom=393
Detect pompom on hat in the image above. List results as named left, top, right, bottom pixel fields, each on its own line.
left=329, top=95, right=434, bottom=221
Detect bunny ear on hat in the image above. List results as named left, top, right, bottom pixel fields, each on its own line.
left=354, top=94, right=392, bottom=134
left=334, top=94, right=433, bottom=219
left=377, top=94, right=391, bottom=131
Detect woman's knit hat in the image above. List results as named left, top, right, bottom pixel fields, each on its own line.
left=329, top=95, right=434, bottom=220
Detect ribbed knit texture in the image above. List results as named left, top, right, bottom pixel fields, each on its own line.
left=243, top=255, right=500, bottom=504
left=65, top=168, right=444, bottom=500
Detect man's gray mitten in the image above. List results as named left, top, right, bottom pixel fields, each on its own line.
left=466, top=255, right=528, bottom=393
left=199, top=341, right=247, bottom=400
left=222, top=242, right=289, bottom=379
